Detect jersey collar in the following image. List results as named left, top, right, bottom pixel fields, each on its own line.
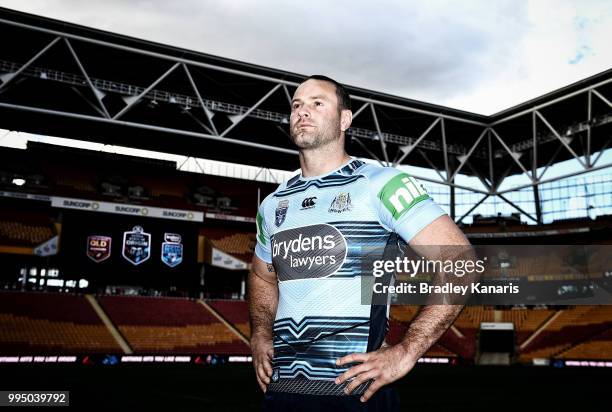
left=295, top=158, right=362, bottom=183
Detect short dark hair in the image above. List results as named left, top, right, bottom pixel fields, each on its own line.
left=303, top=75, right=351, bottom=111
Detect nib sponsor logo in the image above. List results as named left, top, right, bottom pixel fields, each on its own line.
left=272, top=224, right=347, bottom=282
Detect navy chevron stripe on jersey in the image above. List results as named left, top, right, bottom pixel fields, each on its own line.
left=273, top=175, right=365, bottom=197
left=274, top=316, right=370, bottom=381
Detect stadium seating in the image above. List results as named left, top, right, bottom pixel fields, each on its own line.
left=0, top=291, right=120, bottom=354
left=209, top=233, right=256, bottom=261
left=207, top=299, right=250, bottom=337
left=501, top=307, right=555, bottom=344
left=97, top=296, right=249, bottom=354
left=2, top=290, right=611, bottom=362
left=0, top=220, right=53, bottom=246
left=0, top=208, right=56, bottom=248
left=520, top=306, right=612, bottom=361
left=557, top=327, right=612, bottom=359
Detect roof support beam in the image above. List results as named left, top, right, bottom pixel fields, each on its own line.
left=183, top=63, right=218, bottom=135
left=369, top=103, right=389, bottom=165
left=489, top=127, right=534, bottom=182
left=351, top=102, right=369, bottom=120
left=417, top=149, right=446, bottom=181
left=592, top=134, right=612, bottom=167
left=393, top=117, right=440, bottom=166
left=64, top=38, right=110, bottom=119
left=490, top=76, right=612, bottom=125
left=496, top=193, right=537, bottom=223
left=535, top=110, right=586, bottom=168
left=0, top=35, right=60, bottom=92
left=352, top=136, right=386, bottom=167
left=592, top=89, right=612, bottom=108
left=441, top=118, right=450, bottom=181
left=538, top=143, right=564, bottom=181
left=114, top=62, right=181, bottom=120
left=456, top=194, right=490, bottom=224
left=0, top=101, right=300, bottom=156
left=449, top=127, right=488, bottom=181
left=0, top=16, right=488, bottom=128
left=221, top=83, right=281, bottom=137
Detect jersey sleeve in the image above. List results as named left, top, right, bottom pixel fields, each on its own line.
left=254, top=202, right=272, bottom=263
left=369, top=167, right=447, bottom=243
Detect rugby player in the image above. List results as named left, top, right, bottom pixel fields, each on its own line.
left=248, top=75, right=470, bottom=411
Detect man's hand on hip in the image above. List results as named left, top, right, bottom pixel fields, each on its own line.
left=250, top=333, right=274, bottom=393
left=335, top=344, right=416, bottom=402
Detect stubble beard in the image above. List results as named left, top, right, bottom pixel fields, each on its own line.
left=290, top=115, right=341, bottom=151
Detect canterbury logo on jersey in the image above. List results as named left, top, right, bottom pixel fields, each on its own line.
left=378, top=173, right=430, bottom=219
left=301, top=197, right=317, bottom=209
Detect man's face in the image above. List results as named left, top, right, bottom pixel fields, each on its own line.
left=289, top=79, right=342, bottom=150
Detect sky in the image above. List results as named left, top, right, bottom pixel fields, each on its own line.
left=0, top=0, right=611, bottom=115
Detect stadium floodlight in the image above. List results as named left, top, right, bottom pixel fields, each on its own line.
left=12, top=177, right=25, bottom=186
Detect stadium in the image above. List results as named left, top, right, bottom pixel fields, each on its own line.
left=0, top=6, right=611, bottom=411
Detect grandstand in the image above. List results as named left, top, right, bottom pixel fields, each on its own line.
left=0, top=6, right=611, bottom=411
left=97, top=296, right=249, bottom=354
left=0, top=291, right=120, bottom=354
left=2, top=290, right=609, bottom=364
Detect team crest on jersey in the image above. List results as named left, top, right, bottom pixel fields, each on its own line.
left=161, top=232, right=183, bottom=267
left=87, top=235, right=111, bottom=263
left=275, top=200, right=289, bottom=226
left=272, top=368, right=280, bottom=382
left=328, top=192, right=352, bottom=213
left=122, top=225, right=151, bottom=265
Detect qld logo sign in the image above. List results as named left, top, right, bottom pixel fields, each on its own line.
left=122, top=226, right=151, bottom=265
left=86, top=235, right=111, bottom=263
left=161, top=233, right=183, bottom=268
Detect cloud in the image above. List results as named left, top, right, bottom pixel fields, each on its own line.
left=0, top=0, right=611, bottom=115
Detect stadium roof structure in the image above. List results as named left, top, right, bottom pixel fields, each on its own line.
left=1, top=7, right=611, bottom=224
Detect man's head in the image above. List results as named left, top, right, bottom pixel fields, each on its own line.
left=289, top=75, right=352, bottom=150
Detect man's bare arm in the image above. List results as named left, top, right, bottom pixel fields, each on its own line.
left=336, top=214, right=472, bottom=402
left=247, top=256, right=279, bottom=392
left=398, top=214, right=470, bottom=362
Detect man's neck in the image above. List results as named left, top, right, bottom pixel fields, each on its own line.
left=299, top=144, right=351, bottom=178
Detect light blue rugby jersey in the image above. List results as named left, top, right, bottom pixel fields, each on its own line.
left=254, top=158, right=446, bottom=396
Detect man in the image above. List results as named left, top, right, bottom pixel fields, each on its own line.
left=248, top=75, right=470, bottom=411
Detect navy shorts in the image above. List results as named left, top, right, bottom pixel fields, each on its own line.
left=262, top=385, right=400, bottom=412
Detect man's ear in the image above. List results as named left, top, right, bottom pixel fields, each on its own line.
left=340, top=110, right=353, bottom=132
